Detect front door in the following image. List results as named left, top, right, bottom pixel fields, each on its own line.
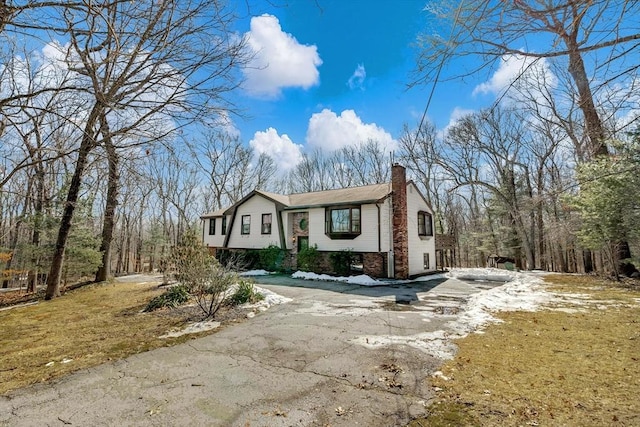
left=297, top=236, right=309, bottom=252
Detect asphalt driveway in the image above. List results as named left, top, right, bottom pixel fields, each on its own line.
left=0, top=274, right=504, bottom=426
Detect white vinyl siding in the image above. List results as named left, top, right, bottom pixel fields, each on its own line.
left=308, top=203, right=382, bottom=252
left=202, top=215, right=227, bottom=248
left=226, top=195, right=280, bottom=249
left=406, top=183, right=436, bottom=276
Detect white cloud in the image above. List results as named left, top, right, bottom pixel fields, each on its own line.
left=347, top=64, right=366, bottom=90
left=249, top=127, right=304, bottom=172
left=306, top=109, right=397, bottom=153
left=473, top=53, right=557, bottom=106
left=243, top=14, right=322, bottom=98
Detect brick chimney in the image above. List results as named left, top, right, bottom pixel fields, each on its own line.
left=391, top=164, right=409, bottom=279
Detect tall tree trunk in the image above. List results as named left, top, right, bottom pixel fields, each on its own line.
left=27, top=164, right=45, bottom=293
left=45, top=104, right=101, bottom=299
left=95, top=118, right=119, bottom=282
left=564, top=30, right=609, bottom=158
left=536, top=170, right=545, bottom=270
left=2, top=181, right=29, bottom=288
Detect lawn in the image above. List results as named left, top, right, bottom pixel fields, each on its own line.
left=410, top=275, right=640, bottom=426
left=0, top=280, right=204, bottom=395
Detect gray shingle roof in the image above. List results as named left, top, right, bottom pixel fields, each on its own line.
left=200, top=208, right=227, bottom=218
left=286, top=183, right=391, bottom=208
left=202, top=182, right=393, bottom=217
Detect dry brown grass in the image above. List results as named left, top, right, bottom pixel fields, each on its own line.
left=0, top=281, right=202, bottom=395
left=411, top=274, right=640, bottom=427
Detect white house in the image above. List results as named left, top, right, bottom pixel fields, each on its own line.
left=201, top=164, right=436, bottom=279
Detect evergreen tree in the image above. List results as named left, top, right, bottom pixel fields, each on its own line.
left=573, top=138, right=640, bottom=277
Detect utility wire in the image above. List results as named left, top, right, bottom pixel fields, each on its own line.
left=414, top=1, right=466, bottom=141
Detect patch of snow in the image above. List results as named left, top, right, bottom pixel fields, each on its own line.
left=160, top=321, right=221, bottom=338
left=350, top=330, right=458, bottom=360
left=239, top=269, right=271, bottom=277
left=413, top=273, right=447, bottom=282
left=447, top=270, right=554, bottom=336
left=432, top=371, right=450, bottom=381
left=446, top=267, right=518, bottom=283
left=296, top=300, right=378, bottom=317
left=351, top=268, right=565, bottom=359
left=291, top=271, right=386, bottom=286
left=248, top=286, right=293, bottom=308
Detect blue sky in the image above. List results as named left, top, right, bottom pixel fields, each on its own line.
left=227, top=0, right=495, bottom=172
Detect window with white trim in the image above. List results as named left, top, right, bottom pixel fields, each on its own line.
left=325, top=206, right=361, bottom=239
left=418, top=211, right=433, bottom=237
left=241, top=215, right=251, bottom=235
left=261, top=213, right=272, bottom=234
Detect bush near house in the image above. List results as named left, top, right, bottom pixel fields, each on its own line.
left=259, top=245, right=285, bottom=271
left=297, top=244, right=320, bottom=273
left=166, top=229, right=236, bottom=319
left=329, top=249, right=355, bottom=276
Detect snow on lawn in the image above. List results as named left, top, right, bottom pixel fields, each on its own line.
left=351, top=268, right=563, bottom=359
left=446, top=269, right=554, bottom=336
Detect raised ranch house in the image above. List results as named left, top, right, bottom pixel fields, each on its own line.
left=201, top=164, right=436, bottom=279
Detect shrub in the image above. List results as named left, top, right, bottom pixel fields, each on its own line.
left=190, top=265, right=237, bottom=318
left=330, top=249, right=355, bottom=276
left=242, top=250, right=261, bottom=269
left=167, top=228, right=235, bottom=319
left=297, top=244, right=319, bottom=272
left=144, top=284, right=190, bottom=312
left=226, top=280, right=264, bottom=306
left=259, top=245, right=284, bottom=271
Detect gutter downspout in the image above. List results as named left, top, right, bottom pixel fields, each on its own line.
left=376, top=203, right=381, bottom=252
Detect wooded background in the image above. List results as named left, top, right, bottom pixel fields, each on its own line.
left=1, top=1, right=638, bottom=298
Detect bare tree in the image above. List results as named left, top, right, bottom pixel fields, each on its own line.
left=40, top=0, right=248, bottom=298
left=416, top=0, right=640, bottom=158
left=397, top=121, right=448, bottom=231
left=193, top=131, right=265, bottom=211
left=441, top=108, right=537, bottom=269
